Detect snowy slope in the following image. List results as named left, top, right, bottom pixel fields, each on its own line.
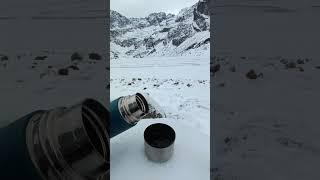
left=110, top=0, right=210, bottom=59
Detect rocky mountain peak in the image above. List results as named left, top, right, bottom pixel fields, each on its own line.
left=193, top=0, right=210, bottom=31
left=110, top=10, right=131, bottom=28
left=196, top=0, right=209, bottom=15
left=146, top=12, right=168, bottom=25
left=110, top=0, right=210, bottom=59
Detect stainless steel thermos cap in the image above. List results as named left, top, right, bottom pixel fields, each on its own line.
left=144, top=123, right=176, bottom=163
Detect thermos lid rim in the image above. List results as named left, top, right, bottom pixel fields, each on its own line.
left=144, top=123, right=176, bottom=149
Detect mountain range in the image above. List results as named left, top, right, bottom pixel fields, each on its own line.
left=110, top=0, right=210, bottom=59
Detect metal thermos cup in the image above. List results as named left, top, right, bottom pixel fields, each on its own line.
left=144, top=123, right=176, bottom=163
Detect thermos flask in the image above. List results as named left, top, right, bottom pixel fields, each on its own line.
left=110, top=93, right=149, bottom=138
left=0, top=99, right=109, bottom=180
left=0, top=93, right=149, bottom=179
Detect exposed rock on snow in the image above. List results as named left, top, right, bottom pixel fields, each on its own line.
left=88, top=52, right=102, bottom=60
left=35, top=56, right=48, bottom=61
left=1, top=55, right=8, bottom=61
left=210, top=64, right=221, bottom=76
left=58, top=68, right=69, bottom=76
left=246, top=69, right=258, bottom=79
left=285, top=61, right=296, bottom=69
left=68, top=65, right=80, bottom=71
left=70, top=52, right=83, bottom=61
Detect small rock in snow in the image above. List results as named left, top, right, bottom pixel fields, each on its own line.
left=88, top=53, right=102, bottom=60
left=246, top=70, right=258, bottom=79
left=211, top=64, right=221, bottom=74
left=224, top=137, right=232, bottom=144
left=297, top=59, right=305, bottom=64
left=71, top=52, right=83, bottom=61
left=285, top=62, right=296, bottom=69
left=58, top=68, right=69, bottom=76
left=68, top=65, right=80, bottom=71
left=34, top=56, right=48, bottom=61
left=1, top=56, right=9, bottom=61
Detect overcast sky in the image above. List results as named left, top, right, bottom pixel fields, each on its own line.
left=110, top=0, right=199, bottom=18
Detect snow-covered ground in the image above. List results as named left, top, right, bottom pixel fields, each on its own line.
left=0, top=1, right=108, bottom=126
left=110, top=56, right=210, bottom=179
left=211, top=3, right=320, bottom=179
left=111, top=118, right=210, bottom=180
left=0, top=50, right=107, bottom=127
left=111, top=56, right=210, bottom=135
left=212, top=54, right=320, bottom=179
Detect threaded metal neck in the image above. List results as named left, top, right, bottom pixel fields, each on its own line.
left=26, top=99, right=109, bottom=180
left=118, top=93, right=149, bottom=125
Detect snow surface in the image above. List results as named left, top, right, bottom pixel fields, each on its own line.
left=0, top=50, right=107, bottom=127
left=111, top=118, right=210, bottom=180
left=110, top=56, right=210, bottom=179
left=0, top=0, right=108, bottom=125
left=212, top=3, right=320, bottom=179
left=212, top=54, right=320, bottom=179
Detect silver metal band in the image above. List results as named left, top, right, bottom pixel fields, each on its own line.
left=118, top=93, right=149, bottom=125
left=26, top=99, right=109, bottom=180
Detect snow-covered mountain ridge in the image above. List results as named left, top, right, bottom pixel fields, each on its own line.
left=110, top=0, right=210, bottom=59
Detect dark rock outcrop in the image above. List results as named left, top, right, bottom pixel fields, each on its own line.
left=89, top=53, right=102, bottom=60
left=246, top=70, right=258, bottom=79
left=110, top=10, right=131, bottom=28
left=147, top=12, right=167, bottom=25
left=110, top=0, right=210, bottom=58
left=34, top=56, right=48, bottom=60
left=71, top=52, right=83, bottom=61
left=58, top=68, right=69, bottom=76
